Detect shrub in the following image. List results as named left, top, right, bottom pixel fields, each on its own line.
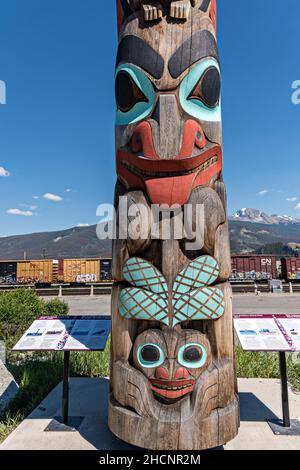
left=0, top=288, right=68, bottom=351
left=0, top=289, right=45, bottom=344
left=44, top=298, right=68, bottom=316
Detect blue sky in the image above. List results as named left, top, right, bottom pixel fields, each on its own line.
left=0, top=0, right=299, bottom=236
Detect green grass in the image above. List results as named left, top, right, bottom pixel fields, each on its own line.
left=236, top=346, right=300, bottom=392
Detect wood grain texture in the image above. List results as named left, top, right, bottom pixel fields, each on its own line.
left=110, top=0, right=240, bottom=449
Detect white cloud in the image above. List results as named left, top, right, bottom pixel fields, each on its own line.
left=295, top=204, right=300, bottom=211
left=43, top=193, right=63, bottom=202
left=65, top=188, right=71, bottom=193
left=33, top=196, right=39, bottom=200
left=257, top=189, right=269, bottom=196
left=287, top=197, right=298, bottom=202
left=0, top=166, right=10, bottom=177
left=77, top=223, right=90, bottom=227
left=7, top=208, right=33, bottom=217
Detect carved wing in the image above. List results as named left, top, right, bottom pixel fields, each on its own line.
left=119, top=255, right=225, bottom=327
left=172, top=255, right=224, bottom=326
left=173, top=255, right=220, bottom=299
left=172, top=286, right=225, bottom=327
left=123, top=257, right=168, bottom=298
left=118, top=287, right=169, bottom=325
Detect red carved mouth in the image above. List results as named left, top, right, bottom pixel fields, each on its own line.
left=116, top=145, right=222, bottom=206
left=150, top=378, right=196, bottom=400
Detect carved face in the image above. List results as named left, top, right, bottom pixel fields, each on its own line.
left=133, top=329, right=211, bottom=402
left=115, top=7, right=222, bottom=206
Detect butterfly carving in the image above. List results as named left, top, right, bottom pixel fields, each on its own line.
left=118, top=255, right=225, bottom=328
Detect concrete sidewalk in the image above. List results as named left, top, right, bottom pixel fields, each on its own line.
left=45, top=294, right=300, bottom=317
left=44, top=295, right=111, bottom=316
left=1, top=378, right=300, bottom=451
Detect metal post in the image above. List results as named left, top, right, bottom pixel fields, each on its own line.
left=58, top=285, right=63, bottom=298
left=62, top=351, right=70, bottom=425
left=289, top=282, right=293, bottom=294
left=90, top=284, right=94, bottom=297
left=279, top=351, right=290, bottom=428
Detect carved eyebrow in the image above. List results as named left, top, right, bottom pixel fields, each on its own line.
left=116, top=35, right=164, bottom=80
left=168, top=30, right=219, bottom=79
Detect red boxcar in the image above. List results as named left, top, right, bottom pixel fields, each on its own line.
left=281, top=257, right=300, bottom=281
left=231, top=255, right=277, bottom=282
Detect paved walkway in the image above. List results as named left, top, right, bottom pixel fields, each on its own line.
left=1, top=378, right=299, bottom=450
left=46, top=294, right=300, bottom=317
left=233, top=294, right=300, bottom=315
left=45, top=295, right=111, bottom=316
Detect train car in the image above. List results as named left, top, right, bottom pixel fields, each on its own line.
left=17, top=260, right=59, bottom=285
left=230, top=255, right=277, bottom=282
left=100, top=258, right=112, bottom=282
left=281, top=257, right=300, bottom=281
left=63, top=259, right=100, bottom=284
left=0, top=261, right=17, bottom=284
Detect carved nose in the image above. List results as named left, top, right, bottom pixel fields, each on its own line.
left=130, top=118, right=206, bottom=160
left=155, top=366, right=170, bottom=380
left=155, top=365, right=189, bottom=380
left=150, top=94, right=183, bottom=159
left=174, top=367, right=189, bottom=380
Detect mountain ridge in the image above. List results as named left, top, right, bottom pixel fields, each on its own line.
left=230, top=208, right=300, bottom=225
left=1, top=216, right=300, bottom=259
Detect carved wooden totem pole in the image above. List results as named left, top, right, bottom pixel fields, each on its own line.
left=109, top=0, right=240, bottom=449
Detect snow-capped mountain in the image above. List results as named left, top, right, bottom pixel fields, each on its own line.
left=230, top=208, right=300, bottom=225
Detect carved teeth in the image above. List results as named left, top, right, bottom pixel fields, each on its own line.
left=152, top=383, right=193, bottom=391
left=122, top=155, right=218, bottom=178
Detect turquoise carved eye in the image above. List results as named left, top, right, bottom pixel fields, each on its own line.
left=137, top=343, right=165, bottom=369
left=115, top=64, right=155, bottom=126
left=179, top=58, right=221, bottom=122
left=178, top=343, right=207, bottom=369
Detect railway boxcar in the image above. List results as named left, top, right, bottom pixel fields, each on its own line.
left=100, top=258, right=112, bottom=282
left=0, top=261, right=17, bottom=284
left=230, top=255, right=277, bottom=282
left=63, top=259, right=100, bottom=284
left=281, top=257, right=300, bottom=281
left=17, top=260, right=59, bottom=285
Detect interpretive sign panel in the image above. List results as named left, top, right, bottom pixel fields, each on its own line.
left=12, top=316, right=110, bottom=352
left=234, top=314, right=300, bottom=352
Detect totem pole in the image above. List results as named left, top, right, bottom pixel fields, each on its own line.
left=109, top=0, right=240, bottom=449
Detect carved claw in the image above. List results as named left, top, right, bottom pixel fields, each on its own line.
left=113, top=360, right=161, bottom=419
left=142, top=3, right=163, bottom=22
left=132, top=1, right=197, bottom=22
left=169, top=0, right=191, bottom=20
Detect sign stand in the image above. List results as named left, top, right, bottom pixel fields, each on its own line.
left=234, top=314, right=300, bottom=436
left=45, top=351, right=84, bottom=432
left=267, top=352, right=300, bottom=436
left=12, top=316, right=110, bottom=433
